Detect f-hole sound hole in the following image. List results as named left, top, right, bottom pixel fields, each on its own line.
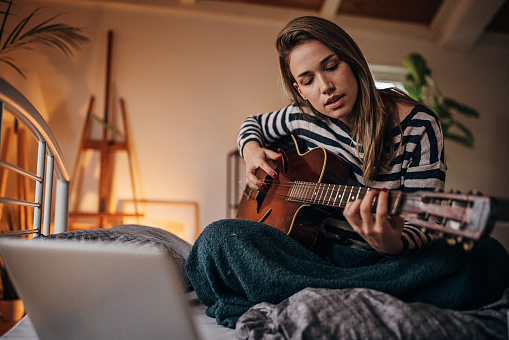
left=255, top=167, right=279, bottom=213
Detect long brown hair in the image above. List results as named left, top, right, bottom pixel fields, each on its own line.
left=276, top=16, right=416, bottom=184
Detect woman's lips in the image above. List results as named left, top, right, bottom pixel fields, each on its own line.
left=325, top=95, right=343, bottom=109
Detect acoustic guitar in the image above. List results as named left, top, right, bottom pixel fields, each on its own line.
left=235, top=135, right=499, bottom=250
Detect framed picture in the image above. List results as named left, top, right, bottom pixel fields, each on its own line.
left=121, top=200, right=200, bottom=243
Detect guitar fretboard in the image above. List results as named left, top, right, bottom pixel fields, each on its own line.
left=288, top=181, right=371, bottom=208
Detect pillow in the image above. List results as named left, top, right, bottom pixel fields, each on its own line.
left=35, top=224, right=193, bottom=291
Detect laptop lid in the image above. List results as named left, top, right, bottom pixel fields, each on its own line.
left=0, top=238, right=199, bottom=340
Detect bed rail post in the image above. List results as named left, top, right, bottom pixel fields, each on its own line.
left=54, top=179, right=69, bottom=233
left=33, top=141, right=47, bottom=234
left=42, top=154, right=55, bottom=235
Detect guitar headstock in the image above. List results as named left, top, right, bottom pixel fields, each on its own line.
left=399, top=190, right=497, bottom=244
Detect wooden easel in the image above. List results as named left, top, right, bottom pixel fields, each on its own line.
left=0, top=120, right=30, bottom=231
left=69, top=31, right=141, bottom=229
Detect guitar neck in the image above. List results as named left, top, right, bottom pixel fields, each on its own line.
left=288, top=181, right=401, bottom=211
left=286, top=180, right=496, bottom=241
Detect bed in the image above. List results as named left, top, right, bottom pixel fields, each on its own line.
left=0, top=78, right=508, bottom=339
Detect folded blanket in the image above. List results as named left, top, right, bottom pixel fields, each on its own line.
left=236, top=287, right=509, bottom=340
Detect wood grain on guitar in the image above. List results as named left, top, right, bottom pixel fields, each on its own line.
left=236, top=135, right=500, bottom=250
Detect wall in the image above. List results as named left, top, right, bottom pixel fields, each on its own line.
left=2, top=0, right=508, bottom=246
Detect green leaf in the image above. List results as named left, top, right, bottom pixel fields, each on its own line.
left=403, top=54, right=430, bottom=88
left=0, top=5, right=88, bottom=76
left=446, top=121, right=475, bottom=148
left=402, top=53, right=479, bottom=149
left=443, top=98, right=479, bottom=118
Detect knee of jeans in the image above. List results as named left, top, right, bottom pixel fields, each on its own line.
left=199, top=219, right=266, bottom=243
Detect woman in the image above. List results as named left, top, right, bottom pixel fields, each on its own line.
left=185, top=16, right=509, bottom=328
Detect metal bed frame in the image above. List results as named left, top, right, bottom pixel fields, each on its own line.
left=0, top=78, right=69, bottom=237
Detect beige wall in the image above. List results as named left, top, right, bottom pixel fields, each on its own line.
left=3, top=0, right=508, bottom=246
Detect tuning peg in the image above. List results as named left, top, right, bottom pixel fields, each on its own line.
left=463, top=240, right=474, bottom=251
left=420, top=227, right=427, bottom=233
left=446, top=236, right=457, bottom=246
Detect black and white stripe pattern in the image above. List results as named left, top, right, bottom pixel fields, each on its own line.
left=237, top=103, right=446, bottom=252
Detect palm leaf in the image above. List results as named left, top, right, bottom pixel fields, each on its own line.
left=0, top=0, right=13, bottom=46
left=0, top=55, right=24, bottom=77
left=1, top=7, right=35, bottom=50
left=0, top=5, right=88, bottom=77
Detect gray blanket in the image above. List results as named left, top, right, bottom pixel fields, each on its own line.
left=38, top=224, right=193, bottom=291
left=236, top=287, right=509, bottom=340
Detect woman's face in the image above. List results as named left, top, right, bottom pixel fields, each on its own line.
left=289, top=40, right=358, bottom=125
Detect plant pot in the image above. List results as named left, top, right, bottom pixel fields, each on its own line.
left=0, top=299, right=24, bottom=322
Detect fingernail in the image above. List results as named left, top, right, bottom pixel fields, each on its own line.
left=381, top=188, right=388, bottom=192
left=272, top=173, right=278, bottom=179
left=259, top=183, right=268, bottom=189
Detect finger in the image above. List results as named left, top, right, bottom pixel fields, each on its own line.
left=359, top=188, right=378, bottom=221
left=344, top=199, right=363, bottom=225
left=258, top=162, right=278, bottom=179
left=375, top=188, right=389, bottom=221
left=265, top=150, right=283, bottom=161
left=246, top=172, right=262, bottom=190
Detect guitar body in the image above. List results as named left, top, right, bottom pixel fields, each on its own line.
left=235, top=135, right=350, bottom=247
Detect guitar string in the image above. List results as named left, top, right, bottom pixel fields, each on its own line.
left=249, top=180, right=396, bottom=209
left=246, top=181, right=436, bottom=212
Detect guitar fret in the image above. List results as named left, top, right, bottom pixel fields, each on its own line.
left=338, top=185, right=346, bottom=208
left=308, top=183, right=315, bottom=203
left=289, top=182, right=297, bottom=201
left=347, top=186, right=355, bottom=204
left=332, top=185, right=341, bottom=207
left=303, top=183, right=314, bottom=203
left=292, top=181, right=301, bottom=202
left=355, top=187, right=362, bottom=200
left=319, top=183, right=327, bottom=204
left=314, top=183, right=321, bottom=204
left=328, top=184, right=334, bottom=205
left=299, top=183, right=307, bottom=202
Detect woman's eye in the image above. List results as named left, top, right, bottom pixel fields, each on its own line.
left=302, top=78, right=313, bottom=86
left=326, top=63, right=339, bottom=71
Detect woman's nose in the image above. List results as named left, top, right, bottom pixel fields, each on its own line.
left=319, top=75, right=334, bottom=94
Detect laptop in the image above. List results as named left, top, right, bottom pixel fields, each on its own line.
left=0, top=238, right=199, bottom=340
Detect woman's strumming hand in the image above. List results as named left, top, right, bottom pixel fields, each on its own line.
left=242, top=141, right=282, bottom=191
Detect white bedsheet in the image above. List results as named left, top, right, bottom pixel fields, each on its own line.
left=1, top=292, right=236, bottom=340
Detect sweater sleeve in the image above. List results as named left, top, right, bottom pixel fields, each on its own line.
left=399, top=108, right=447, bottom=253
left=237, top=104, right=299, bottom=157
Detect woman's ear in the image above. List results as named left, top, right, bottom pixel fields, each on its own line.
left=293, top=82, right=307, bottom=100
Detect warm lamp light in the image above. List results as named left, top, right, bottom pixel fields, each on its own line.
left=121, top=200, right=199, bottom=244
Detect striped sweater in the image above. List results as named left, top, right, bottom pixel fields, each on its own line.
left=237, top=103, right=447, bottom=253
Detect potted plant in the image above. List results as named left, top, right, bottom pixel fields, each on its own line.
left=0, top=0, right=89, bottom=78
left=403, top=53, right=479, bottom=149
